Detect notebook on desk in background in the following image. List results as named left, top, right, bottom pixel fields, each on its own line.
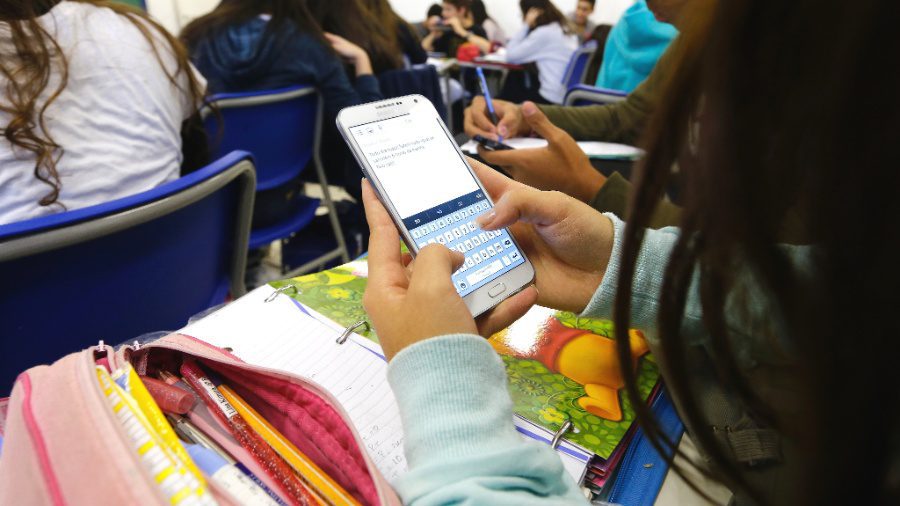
left=459, top=137, right=645, bottom=160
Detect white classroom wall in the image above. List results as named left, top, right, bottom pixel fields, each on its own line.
left=147, top=0, right=635, bottom=40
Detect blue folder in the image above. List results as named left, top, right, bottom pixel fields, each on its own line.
left=605, top=388, right=685, bottom=505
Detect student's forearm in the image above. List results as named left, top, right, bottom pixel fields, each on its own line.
left=467, top=34, right=491, bottom=53
left=388, top=335, right=587, bottom=505
left=354, top=53, right=373, bottom=77
left=422, top=33, right=436, bottom=51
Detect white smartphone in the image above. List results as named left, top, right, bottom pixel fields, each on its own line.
left=337, top=95, right=535, bottom=317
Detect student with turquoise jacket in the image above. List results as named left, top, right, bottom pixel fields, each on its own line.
left=362, top=0, right=899, bottom=504
left=595, top=0, right=677, bottom=93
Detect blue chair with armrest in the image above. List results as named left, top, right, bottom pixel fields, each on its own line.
left=202, top=86, right=350, bottom=276
left=561, top=40, right=599, bottom=91
left=0, top=151, right=256, bottom=393
left=563, top=83, right=628, bottom=106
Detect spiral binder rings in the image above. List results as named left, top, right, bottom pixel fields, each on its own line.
left=337, top=321, right=370, bottom=345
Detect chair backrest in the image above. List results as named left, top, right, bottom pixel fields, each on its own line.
left=563, top=83, right=628, bottom=106
left=202, top=86, right=321, bottom=192
left=0, top=151, right=255, bottom=393
left=379, top=65, right=447, bottom=120
left=561, top=40, right=599, bottom=90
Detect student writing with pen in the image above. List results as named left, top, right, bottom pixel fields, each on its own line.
left=463, top=0, right=700, bottom=229
left=475, top=67, right=503, bottom=142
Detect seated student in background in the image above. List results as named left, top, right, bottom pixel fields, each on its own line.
left=412, top=3, right=443, bottom=40
left=421, top=0, right=491, bottom=56
left=182, top=0, right=381, bottom=208
left=182, top=0, right=379, bottom=110
left=569, top=0, right=597, bottom=42
left=503, top=0, right=579, bottom=105
left=471, top=0, right=506, bottom=46
left=362, top=1, right=899, bottom=504
left=308, top=0, right=405, bottom=75
left=463, top=0, right=695, bottom=223
left=0, top=0, right=205, bottom=226
left=595, top=0, right=677, bottom=93
left=362, top=0, right=427, bottom=68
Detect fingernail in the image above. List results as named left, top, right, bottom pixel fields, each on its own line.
left=498, top=125, right=508, bottom=137
left=475, top=211, right=496, bottom=228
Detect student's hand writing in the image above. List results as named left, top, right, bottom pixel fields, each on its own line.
left=470, top=158, right=614, bottom=313
left=362, top=180, right=538, bottom=361
left=478, top=102, right=606, bottom=203
left=464, top=96, right=531, bottom=141
left=324, top=33, right=373, bottom=76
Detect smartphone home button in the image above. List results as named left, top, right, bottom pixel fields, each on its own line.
left=488, top=283, right=507, bottom=298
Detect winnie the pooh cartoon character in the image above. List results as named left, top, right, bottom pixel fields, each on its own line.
left=491, top=318, right=649, bottom=421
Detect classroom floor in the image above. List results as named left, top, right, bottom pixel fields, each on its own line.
left=655, top=436, right=733, bottom=505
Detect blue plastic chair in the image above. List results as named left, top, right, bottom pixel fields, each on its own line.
left=0, top=151, right=256, bottom=393
left=563, top=83, right=628, bottom=106
left=561, top=40, right=599, bottom=91
left=202, top=86, right=349, bottom=276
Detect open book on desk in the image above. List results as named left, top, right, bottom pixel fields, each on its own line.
left=180, top=285, right=406, bottom=481
left=179, top=284, right=591, bottom=483
left=460, top=137, right=644, bottom=161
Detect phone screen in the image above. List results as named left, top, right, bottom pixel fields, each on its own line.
left=347, top=102, right=526, bottom=296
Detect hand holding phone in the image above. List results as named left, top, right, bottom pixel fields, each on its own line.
left=359, top=155, right=615, bottom=360
left=360, top=180, right=538, bottom=360
left=337, top=95, right=536, bottom=317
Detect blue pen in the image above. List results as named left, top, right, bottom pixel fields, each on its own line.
left=475, top=67, right=503, bottom=142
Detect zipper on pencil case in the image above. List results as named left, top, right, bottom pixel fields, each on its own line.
left=606, top=389, right=685, bottom=506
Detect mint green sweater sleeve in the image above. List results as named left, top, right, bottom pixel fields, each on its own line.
left=387, top=335, right=588, bottom=505
left=581, top=213, right=812, bottom=350
left=579, top=213, right=697, bottom=342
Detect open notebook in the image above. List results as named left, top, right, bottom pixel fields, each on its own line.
left=459, top=137, right=644, bottom=160
left=179, top=285, right=590, bottom=483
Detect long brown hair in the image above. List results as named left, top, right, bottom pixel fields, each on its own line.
left=0, top=0, right=205, bottom=210
left=361, top=0, right=418, bottom=61
left=307, top=0, right=402, bottom=74
left=615, top=0, right=899, bottom=504
left=519, top=0, right=574, bottom=34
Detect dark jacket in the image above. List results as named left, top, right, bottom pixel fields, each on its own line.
left=189, top=17, right=381, bottom=119
left=189, top=17, right=382, bottom=198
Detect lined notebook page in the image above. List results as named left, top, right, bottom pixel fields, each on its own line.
left=180, top=286, right=408, bottom=481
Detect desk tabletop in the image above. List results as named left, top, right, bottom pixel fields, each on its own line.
left=456, top=58, right=525, bottom=71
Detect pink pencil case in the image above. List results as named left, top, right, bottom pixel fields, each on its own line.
left=0, top=333, right=401, bottom=506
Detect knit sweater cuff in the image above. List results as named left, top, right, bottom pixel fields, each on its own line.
left=579, top=213, right=676, bottom=333
left=387, top=334, right=521, bottom=468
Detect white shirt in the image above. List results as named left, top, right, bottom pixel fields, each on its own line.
left=0, top=2, right=205, bottom=225
left=482, top=18, right=507, bottom=44
left=505, top=23, right=579, bottom=104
